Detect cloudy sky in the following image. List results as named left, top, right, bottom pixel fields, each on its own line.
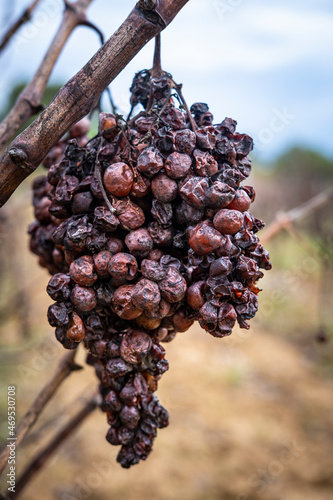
left=0, top=0, right=332, bottom=161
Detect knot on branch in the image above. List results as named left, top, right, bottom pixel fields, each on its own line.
left=22, top=97, right=44, bottom=114
left=64, top=0, right=76, bottom=12
left=141, top=0, right=158, bottom=9
left=64, top=0, right=90, bottom=24
left=22, top=11, right=33, bottom=23
left=136, top=0, right=165, bottom=29
left=8, top=147, right=30, bottom=169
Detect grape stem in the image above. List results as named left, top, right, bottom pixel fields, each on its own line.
left=171, top=79, right=198, bottom=131
left=152, top=33, right=162, bottom=78
left=95, top=138, right=117, bottom=213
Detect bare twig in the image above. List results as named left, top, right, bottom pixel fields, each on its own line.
left=12, top=393, right=100, bottom=498
left=80, top=18, right=105, bottom=44
left=23, top=386, right=97, bottom=445
left=260, top=188, right=333, bottom=245
left=0, top=0, right=190, bottom=207
left=0, top=350, right=82, bottom=476
left=0, top=0, right=95, bottom=153
left=0, top=0, right=41, bottom=53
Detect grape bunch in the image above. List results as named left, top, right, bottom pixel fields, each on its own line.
left=29, top=68, right=271, bottom=468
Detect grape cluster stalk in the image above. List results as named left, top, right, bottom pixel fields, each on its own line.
left=29, top=63, right=271, bottom=468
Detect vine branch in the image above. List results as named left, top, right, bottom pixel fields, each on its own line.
left=0, top=0, right=190, bottom=207
left=260, top=188, right=333, bottom=244
left=0, top=350, right=82, bottom=477
left=0, top=0, right=96, bottom=153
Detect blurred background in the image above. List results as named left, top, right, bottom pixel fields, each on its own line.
left=0, top=1, right=332, bottom=499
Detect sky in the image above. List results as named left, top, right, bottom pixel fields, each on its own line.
left=0, top=0, right=332, bottom=162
